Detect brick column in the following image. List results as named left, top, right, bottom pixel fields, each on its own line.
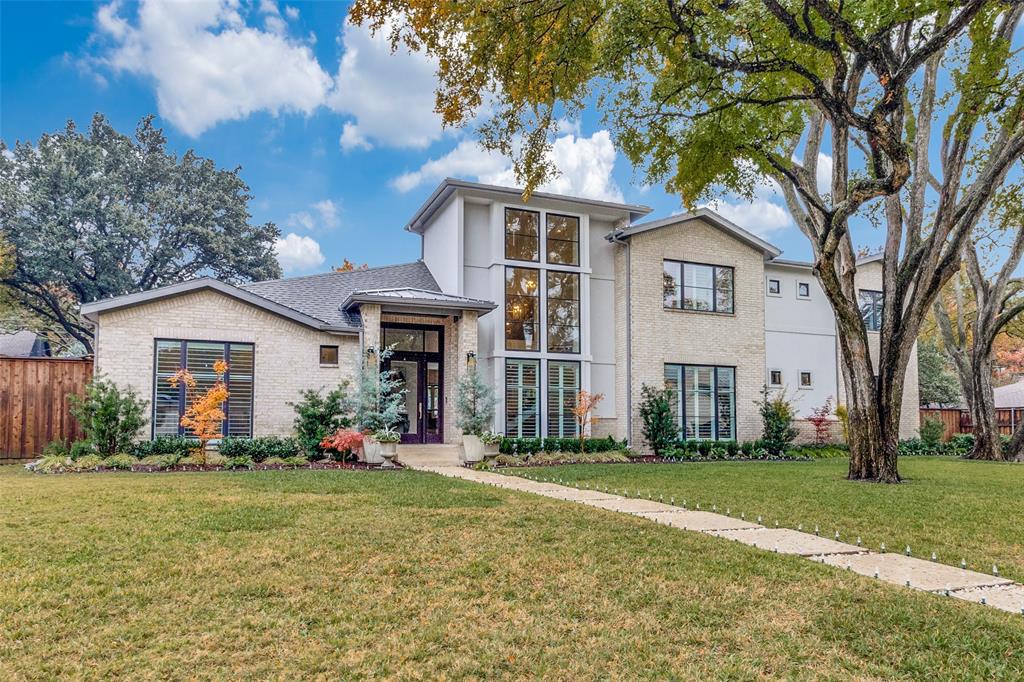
left=360, top=304, right=382, bottom=368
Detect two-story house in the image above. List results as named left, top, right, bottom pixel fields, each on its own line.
left=82, top=178, right=918, bottom=448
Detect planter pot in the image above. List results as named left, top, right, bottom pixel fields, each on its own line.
left=483, top=442, right=500, bottom=459
left=363, top=438, right=384, bottom=465
left=379, top=442, right=398, bottom=468
left=462, top=435, right=484, bottom=464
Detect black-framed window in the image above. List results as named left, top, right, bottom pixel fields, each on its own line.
left=505, top=359, right=540, bottom=437
left=383, top=327, right=440, bottom=353
left=664, top=364, right=735, bottom=440
left=799, top=371, right=813, bottom=388
left=546, top=270, right=580, bottom=353
left=767, top=278, right=781, bottom=295
left=505, top=267, right=540, bottom=351
left=547, top=360, right=580, bottom=437
left=154, top=339, right=254, bottom=438
left=859, top=289, right=883, bottom=331
left=319, top=345, right=339, bottom=366
left=546, top=213, right=579, bottom=265
left=797, top=281, right=811, bottom=299
left=505, top=208, right=540, bottom=262
left=663, top=261, right=734, bottom=313
left=769, top=369, right=782, bottom=386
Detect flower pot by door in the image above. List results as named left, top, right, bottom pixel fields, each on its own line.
left=363, top=438, right=384, bottom=465
left=462, top=435, right=484, bottom=463
left=379, top=442, right=398, bottom=468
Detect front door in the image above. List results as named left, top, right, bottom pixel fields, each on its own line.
left=383, top=325, right=443, bottom=444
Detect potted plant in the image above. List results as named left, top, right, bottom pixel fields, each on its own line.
left=374, top=428, right=401, bottom=468
left=480, top=431, right=502, bottom=459
left=455, top=368, right=497, bottom=464
left=354, top=347, right=406, bottom=465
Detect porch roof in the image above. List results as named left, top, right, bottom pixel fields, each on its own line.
left=342, top=288, right=497, bottom=316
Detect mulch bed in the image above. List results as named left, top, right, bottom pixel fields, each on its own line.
left=34, top=461, right=405, bottom=474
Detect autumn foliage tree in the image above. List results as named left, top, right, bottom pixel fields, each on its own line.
left=351, top=0, right=1024, bottom=483
left=168, top=360, right=230, bottom=464
left=573, top=390, right=604, bottom=452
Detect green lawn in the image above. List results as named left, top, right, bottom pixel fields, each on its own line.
left=2, top=465, right=1022, bottom=679
left=515, top=456, right=1024, bottom=583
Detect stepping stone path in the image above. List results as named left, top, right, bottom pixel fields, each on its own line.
left=410, top=462, right=1024, bottom=615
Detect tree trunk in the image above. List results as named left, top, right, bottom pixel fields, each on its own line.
left=1006, top=421, right=1024, bottom=462
left=966, top=351, right=1004, bottom=460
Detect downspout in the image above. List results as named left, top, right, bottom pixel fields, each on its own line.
left=609, top=229, right=632, bottom=445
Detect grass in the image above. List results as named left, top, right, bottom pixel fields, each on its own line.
left=514, top=456, right=1024, bottom=583
left=1, top=465, right=1022, bottom=679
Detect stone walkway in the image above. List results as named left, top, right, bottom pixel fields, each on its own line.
left=406, top=459, right=1024, bottom=615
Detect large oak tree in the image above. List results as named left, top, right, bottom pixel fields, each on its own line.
left=352, top=0, right=1024, bottom=481
left=0, top=114, right=282, bottom=354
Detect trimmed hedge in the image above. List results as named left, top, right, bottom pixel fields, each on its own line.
left=499, top=436, right=627, bottom=455
left=664, top=439, right=848, bottom=461
left=218, top=436, right=301, bottom=463
left=898, top=433, right=977, bottom=457
left=130, top=436, right=199, bottom=459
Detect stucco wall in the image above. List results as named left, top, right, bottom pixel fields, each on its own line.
left=95, top=289, right=360, bottom=438
left=621, top=219, right=767, bottom=447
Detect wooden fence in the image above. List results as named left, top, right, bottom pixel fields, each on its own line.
left=920, top=407, right=1024, bottom=441
left=0, top=357, right=93, bottom=463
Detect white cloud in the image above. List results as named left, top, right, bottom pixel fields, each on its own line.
left=328, top=20, right=445, bottom=150
left=393, top=129, right=624, bottom=203
left=284, top=5, right=299, bottom=21
left=312, top=199, right=340, bottom=228
left=94, top=0, right=329, bottom=137
left=701, top=199, right=793, bottom=236
left=286, top=199, right=341, bottom=232
left=274, top=233, right=324, bottom=272
left=816, top=153, right=833, bottom=195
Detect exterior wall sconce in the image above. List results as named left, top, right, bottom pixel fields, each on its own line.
left=466, top=350, right=477, bottom=369
left=366, top=346, right=377, bottom=359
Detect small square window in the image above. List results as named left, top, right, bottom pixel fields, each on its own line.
left=797, top=282, right=811, bottom=299
left=320, top=345, right=339, bottom=366
left=799, top=371, right=813, bottom=388
left=769, top=369, right=783, bottom=386
left=767, top=279, right=781, bottom=296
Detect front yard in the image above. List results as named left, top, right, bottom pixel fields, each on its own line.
left=2, top=464, right=1022, bottom=679
left=515, top=456, right=1024, bottom=583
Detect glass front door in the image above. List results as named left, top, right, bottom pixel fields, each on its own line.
left=383, top=325, right=444, bottom=444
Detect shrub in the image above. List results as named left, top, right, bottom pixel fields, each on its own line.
left=41, top=440, right=69, bottom=458
left=950, top=433, right=975, bottom=455
left=69, top=454, right=104, bottom=471
left=354, top=347, right=405, bottom=434
left=758, top=385, right=798, bottom=455
left=806, top=398, right=834, bottom=445
left=263, top=456, right=289, bottom=466
left=573, top=390, right=605, bottom=452
left=33, top=455, right=69, bottom=473
left=167, top=363, right=228, bottom=464
left=834, top=404, right=849, bottom=442
left=224, top=455, right=255, bottom=470
left=283, top=455, right=308, bottom=467
left=500, top=436, right=624, bottom=455
left=455, top=368, right=497, bottom=436
left=219, top=436, right=300, bottom=462
left=291, top=383, right=352, bottom=459
left=920, top=416, right=946, bottom=449
left=69, top=440, right=94, bottom=460
left=639, top=384, right=677, bottom=455
left=69, top=376, right=148, bottom=457
left=320, top=428, right=364, bottom=460
left=102, top=453, right=137, bottom=470
left=206, top=452, right=227, bottom=467
left=131, top=436, right=199, bottom=459
left=138, top=454, right=172, bottom=469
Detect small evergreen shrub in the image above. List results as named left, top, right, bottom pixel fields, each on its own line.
left=224, top=455, right=255, bottom=470
left=69, top=376, right=148, bottom=457
left=499, top=436, right=625, bottom=455
left=455, top=368, right=497, bottom=436
left=291, top=383, right=352, bottom=459
left=283, top=455, right=309, bottom=467
left=219, top=436, right=300, bottom=462
left=131, top=436, right=199, bottom=459
left=69, top=440, right=94, bottom=460
left=639, top=384, right=677, bottom=455
left=758, top=385, right=798, bottom=455
left=41, top=440, right=69, bottom=458
left=919, top=416, right=946, bottom=449
left=102, top=453, right=137, bottom=470
left=69, top=454, right=104, bottom=471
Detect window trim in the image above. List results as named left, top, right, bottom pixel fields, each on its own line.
left=152, top=338, right=255, bottom=439
left=859, top=288, right=883, bottom=332
left=768, top=368, right=783, bottom=387
left=665, top=363, right=737, bottom=441
left=767, top=278, right=782, bottom=297
left=505, top=358, right=541, bottom=437
left=546, top=359, right=581, bottom=437
left=798, top=370, right=814, bottom=389
left=505, top=266, right=542, bottom=352
left=796, top=281, right=812, bottom=300
left=319, top=344, right=339, bottom=367
left=664, top=260, right=735, bottom=314
left=545, top=212, right=580, bottom=266
left=504, top=207, right=541, bottom=263
left=545, top=268, right=581, bottom=354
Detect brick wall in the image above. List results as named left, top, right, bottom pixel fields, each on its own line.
left=619, top=219, right=768, bottom=449
left=96, top=289, right=360, bottom=438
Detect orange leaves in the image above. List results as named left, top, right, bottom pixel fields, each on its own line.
left=573, top=390, right=605, bottom=450
left=167, top=362, right=230, bottom=461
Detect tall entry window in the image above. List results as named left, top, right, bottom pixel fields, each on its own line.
left=505, top=359, right=540, bottom=437
left=664, top=364, right=735, bottom=440
left=154, top=340, right=254, bottom=438
left=505, top=267, right=540, bottom=351
left=505, top=208, right=540, bottom=262
left=546, top=271, right=580, bottom=353
left=547, top=361, right=580, bottom=437
left=663, top=261, right=734, bottom=313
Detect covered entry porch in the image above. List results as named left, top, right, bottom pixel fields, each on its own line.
left=342, top=288, right=496, bottom=445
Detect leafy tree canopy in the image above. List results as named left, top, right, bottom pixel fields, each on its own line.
left=0, top=114, right=282, bottom=352
left=917, top=339, right=963, bottom=406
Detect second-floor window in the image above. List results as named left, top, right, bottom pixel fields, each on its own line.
left=663, top=261, right=734, bottom=313
left=859, top=289, right=883, bottom=331
left=546, top=213, right=579, bottom=265
left=506, top=267, right=540, bottom=350
left=505, top=208, right=540, bottom=262
left=546, top=271, right=580, bottom=353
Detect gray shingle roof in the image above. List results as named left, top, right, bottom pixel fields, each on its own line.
left=994, top=379, right=1024, bottom=409
left=239, top=261, right=440, bottom=328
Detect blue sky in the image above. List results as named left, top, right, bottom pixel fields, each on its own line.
left=3, top=0, right=837, bottom=276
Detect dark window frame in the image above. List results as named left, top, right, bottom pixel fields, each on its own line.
left=545, top=212, right=580, bottom=266
left=768, top=369, right=783, bottom=386
left=504, top=207, right=541, bottom=263
left=797, top=281, right=811, bottom=299
left=767, top=278, right=781, bottom=296
left=664, top=363, right=737, bottom=441
left=859, top=288, right=883, bottom=332
left=663, top=260, right=735, bottom=314
left=319, top=344, right=339, bottom=366
left=546, top=359, right=581, bottom=437
left=545, top=268, right=581, bottom=354
left=152, top=338, right=255, bottom=439
left=505, top=266, right=542, bottom=352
